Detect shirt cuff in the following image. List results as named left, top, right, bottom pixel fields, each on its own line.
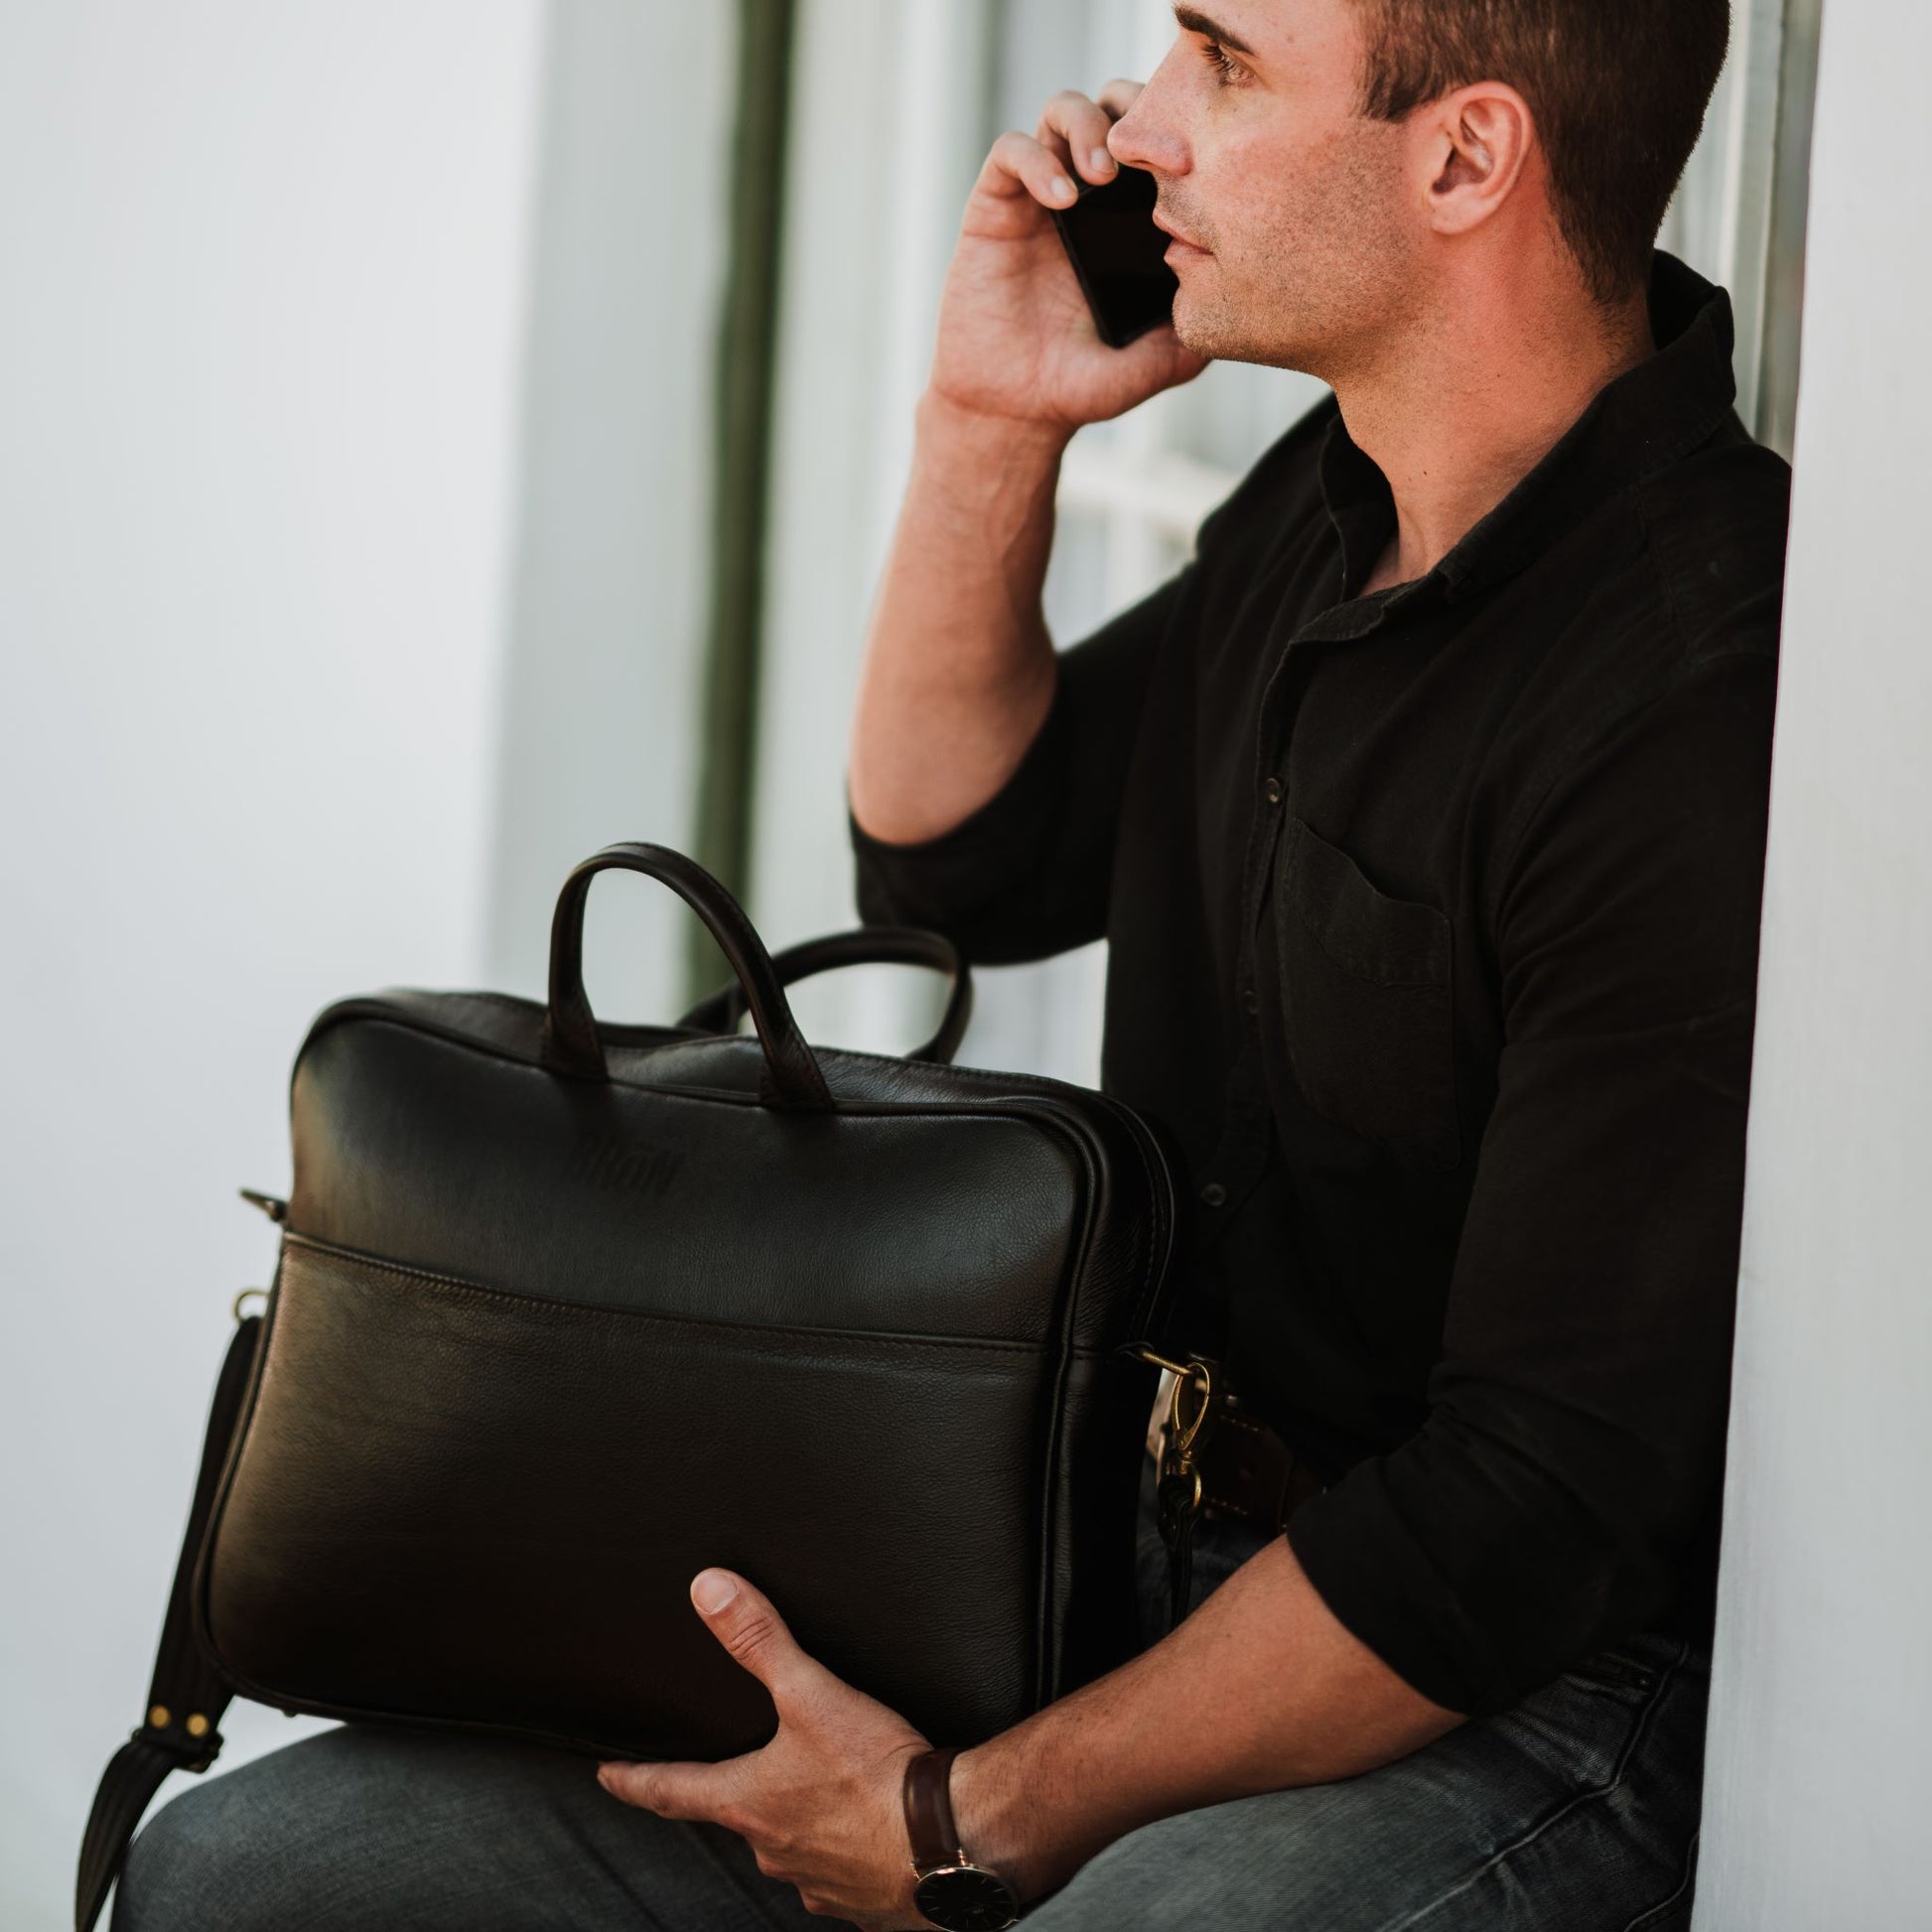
left=1285, top=1449, right=1618, bottom=1719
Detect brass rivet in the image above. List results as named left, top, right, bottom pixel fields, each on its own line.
left=185, top=1713, right=210, bottom=1738
left=148, top=1705, right=172, bottom=1730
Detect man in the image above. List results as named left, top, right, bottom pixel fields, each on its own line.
left=117, top=2, right=1783, bottom=1928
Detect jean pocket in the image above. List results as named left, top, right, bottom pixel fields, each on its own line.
left=1564, top=1652, right=1662, bottom=1699
left=1561, top=1633, right=1690, bottom=1702
left=1274, top=817, right=1460, bottom=1171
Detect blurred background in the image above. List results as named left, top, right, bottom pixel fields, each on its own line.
left=9, top=0, right=1911, bottom=1925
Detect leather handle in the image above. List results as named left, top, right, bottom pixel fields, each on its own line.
left=676, top=927, right=974, bottom=1066
left=543, top=842, right=833, bottom=1111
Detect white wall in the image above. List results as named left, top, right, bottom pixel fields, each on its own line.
left=483, top=0, right=734, bottom=1020
left=0, top=4, right=546, bottom=1922
left=1695, top=7, right=1932, bottom=1926
left=749, top=0, right=998, bottom=1060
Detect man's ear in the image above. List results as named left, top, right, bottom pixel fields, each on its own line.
left=1417, top=83, right=1536, bottom=238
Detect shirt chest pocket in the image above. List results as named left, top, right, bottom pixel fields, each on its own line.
left=1272, top=817, right=1461, bottom=1172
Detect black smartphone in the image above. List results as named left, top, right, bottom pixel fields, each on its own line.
left=1047, top=163, right=1179, bottom=348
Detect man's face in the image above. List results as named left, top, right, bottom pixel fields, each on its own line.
left=1111, top=0, right=1424, bottom=379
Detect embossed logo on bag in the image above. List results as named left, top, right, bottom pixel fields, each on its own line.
left=569, top=1133, right=685, bottom=1198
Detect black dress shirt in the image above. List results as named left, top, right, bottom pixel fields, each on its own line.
left=849, top=253, right=1789, bottom=1718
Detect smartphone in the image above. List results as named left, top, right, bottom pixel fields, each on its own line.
left=1047, top=163, right=1180, bottom=348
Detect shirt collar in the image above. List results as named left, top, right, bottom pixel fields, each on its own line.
left=1315, top=251, right=1740, bottom=608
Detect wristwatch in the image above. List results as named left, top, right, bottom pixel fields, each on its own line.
left=901, top=1747, right=1022, bottom=1931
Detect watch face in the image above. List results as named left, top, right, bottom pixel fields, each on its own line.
left=913, top=1863, right=1021, bottom=1931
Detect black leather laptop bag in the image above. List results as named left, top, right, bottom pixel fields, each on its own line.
left=76, top=841, right=1180, bottom=1930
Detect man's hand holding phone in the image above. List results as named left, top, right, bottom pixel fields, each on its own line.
left=852, top=82, right=1204, bottom=853
left=928, top=82, right=1206, bottom=439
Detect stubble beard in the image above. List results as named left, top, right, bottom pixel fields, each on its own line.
left=1168, top=129, right=1419, bottom=382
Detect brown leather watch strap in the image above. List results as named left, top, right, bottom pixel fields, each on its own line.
left=902, top=1746, right=964, bottom=1871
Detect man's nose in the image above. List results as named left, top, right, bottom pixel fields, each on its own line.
left=1108, top=79, right=1189, bottom=177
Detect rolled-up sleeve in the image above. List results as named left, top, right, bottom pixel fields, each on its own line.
left=847, top=573, right=1184, bottom=965
left=1286, top=651, right=1778, bottom=1715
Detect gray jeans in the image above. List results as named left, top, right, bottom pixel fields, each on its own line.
left=114, top=1471, right=1706, bottom=1930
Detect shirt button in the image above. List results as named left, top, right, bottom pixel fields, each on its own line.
left=1263, top=777, right=1285, bottom=806
left=1200, top=1181, right=1228, bottom=1208
left=1241, top=986, right=1260, bottom=1016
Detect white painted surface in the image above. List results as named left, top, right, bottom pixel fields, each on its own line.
left=0, top=5, right=544, bottom=1921
left=1694, top=7, right=1932, bottom=1927
left=749, top=0, right=993, bottom=1064
left=482, top=0, right=735, bottom=1019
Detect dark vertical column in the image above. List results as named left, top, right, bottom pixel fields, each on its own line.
left=687, top=0, right=798, bottom=1003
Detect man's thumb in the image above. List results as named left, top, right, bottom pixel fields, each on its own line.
left=690, top=1570, right=809, bottom=1698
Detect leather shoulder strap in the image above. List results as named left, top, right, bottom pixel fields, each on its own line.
left=902, top=1746, right=963, bottom=1873
left=74, top=1313, right=262, bottom=1931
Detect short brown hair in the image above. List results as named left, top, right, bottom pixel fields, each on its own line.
left=1352, top=0, right=1731, bottom=303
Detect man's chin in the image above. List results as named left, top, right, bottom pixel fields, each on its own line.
left=1170, top=289, right=1235, bottom=361
left=1172, top=294, right=1313, bottom=374
left=1169, top=282, right=1205, bottom=349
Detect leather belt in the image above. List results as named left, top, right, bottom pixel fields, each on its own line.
left=1140, top=1357, right=1322, bottom=1633
left=1151, top=1385, right=1324, bottom=1535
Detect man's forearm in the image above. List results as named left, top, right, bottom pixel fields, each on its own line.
left=847, top=393, right=1068, bottom=847
left=949, top=1535, right=1465, bottom=1901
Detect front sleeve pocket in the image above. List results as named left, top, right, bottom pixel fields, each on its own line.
left=1274, top=817, right=1460, bottom=1171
